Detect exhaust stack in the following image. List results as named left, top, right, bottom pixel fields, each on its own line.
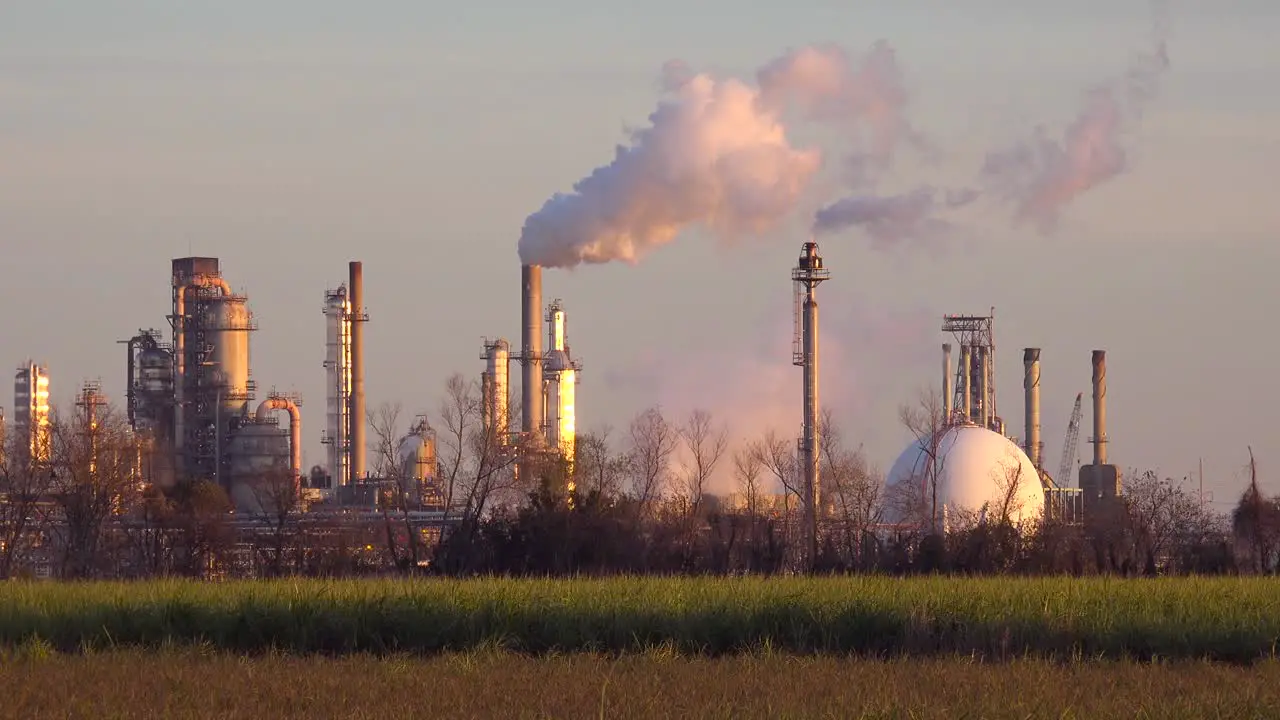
left=349, top=261, right=367, bottom=483
left=1091, top=349, right=1107, bottom=465
left=792, top=241, right=829, bottom=570
left=1023, top=348, right=1041, bottom=468
left=521, top=264, right=544, bottom=441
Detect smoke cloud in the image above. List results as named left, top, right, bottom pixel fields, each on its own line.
left=756, top=41, right=925, bottom=172
left=517, top=71, right=822, bottom=269
left=980, top=9, right=1171, bottom=231
left=812, top=186, right=978, bottom=246
left=518, top=42, right=920, bottom=269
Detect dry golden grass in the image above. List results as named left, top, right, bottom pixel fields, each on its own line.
left=1, top=648, right=1277, bottom=719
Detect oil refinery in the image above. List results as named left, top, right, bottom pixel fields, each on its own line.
left=1, top=246, right=1128, bottom=545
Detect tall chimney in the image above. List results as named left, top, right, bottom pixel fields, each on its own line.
left=961, top=344, right=973, bottom=422
left=521, top=264, right=544, bottom=441
left=1091, top=350, right=1107, bottom=465
left=349, top=261, right=367, bottom=483
left=1023, top=348, right=1041, bottom=468
left=942, top=344, right=953, bottom=424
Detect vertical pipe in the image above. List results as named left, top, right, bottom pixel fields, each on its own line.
left=521, top=264, right=544, bottom=442
left=961, top=345, right=973, bottom=422
left=979, top=346, right=991, bottom=429
left=173, top=285, right=185, bottom=455
left=349, top=261, right=366, bottom=483
left=942, top=343, right=953, bottom=424
left=1023, top=348, right=1041, bottom=468
left=1092, top=350, right=1107, bottom=465
left=803, top=289, right=819, bottom=565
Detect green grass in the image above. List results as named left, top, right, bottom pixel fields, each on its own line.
left=4, top=649, right=1280, bottom=719
left=1, top=576, right=1278, bottom=661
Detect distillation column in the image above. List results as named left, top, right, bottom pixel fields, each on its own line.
left=792, top=241, right=829, bottom=570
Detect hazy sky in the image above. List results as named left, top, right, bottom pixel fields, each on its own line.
left=2, top=1, right=1277, bottom=509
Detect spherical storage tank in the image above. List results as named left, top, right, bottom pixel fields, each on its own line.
left=884, top=424, right=1045, bottom=528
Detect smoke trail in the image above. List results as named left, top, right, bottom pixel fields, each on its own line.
left=756, top=41, right=926, bottom=173
left=518, top=42, right=921, bottom=269
left=517, top=70, right=821, bottom=269
left=980, top=5, right=1171, bottom=231
left=812, top=186, right=978, bottom=245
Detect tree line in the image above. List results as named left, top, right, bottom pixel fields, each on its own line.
left=0, top=374, right=1276, bottom=579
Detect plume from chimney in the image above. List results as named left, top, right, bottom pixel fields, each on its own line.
left=516, top=43, right=915, bottom=269
left=1023, top=348, right=1042, bottom=468
left=1091, top=349, right=1107, bottom=465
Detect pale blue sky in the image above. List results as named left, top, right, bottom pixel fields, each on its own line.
left=2, top=1, right=1277, bottom=506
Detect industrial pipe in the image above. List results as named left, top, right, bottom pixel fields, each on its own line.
left=256, top=396, right=302, bottom=480
left=1023, top=348, right=1041, bottom=468
left=173, top=275, right=233, bottom=455
left=1092, top=350, right=1107, bottom=465
left=521, top=264, right=544, bottom=442
left=979, top=346, right=991, bottom=429
left=942, top=343, right=953, bottom=424
left=349, top=261, right=366, bottom=483
left=961, top=344, right=973, bottom=423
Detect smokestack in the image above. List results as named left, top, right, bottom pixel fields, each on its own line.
left=349, top=261, right=366, bottom=483
left=1091, top=349, right=1107, bottom=465
left=521, top=264, right=544, bottom=440
left=942, top=344, right=953, bottom=424
left=1023, top=348, right=1041, bottom=468
left=792, top=241, right=828, bottom=570
left=961, top=344, right=973, bottom=422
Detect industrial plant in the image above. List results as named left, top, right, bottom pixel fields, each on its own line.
left=0, top=242, right=1141, bottom=579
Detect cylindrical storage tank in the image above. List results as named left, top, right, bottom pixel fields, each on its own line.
left=139, top=347, right=173, bottom=395
left=397, top=432, right=437, bottom=483
left=227, top=422, right=291, bottom=513
left=208, top=297, right=253, bottom=414
left=884, top=424, right=1044, bottom=529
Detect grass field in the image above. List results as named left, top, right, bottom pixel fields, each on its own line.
left=2, top=648, right=1278, bottom=719
left=1, top=576, right=1278, bottom=661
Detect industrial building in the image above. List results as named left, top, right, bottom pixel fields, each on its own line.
left=484, top=264, right=584, bottom=468
left=13, top=361, right=51, bottom=469
left=883, top=313, right=1122, bottom=532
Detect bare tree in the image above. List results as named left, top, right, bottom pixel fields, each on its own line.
left=245, top=465, right=301, bottom=577
left=626, top=406, right=678, bottom=514
left=896, top=387, right=949, bottom=531
left=676, top=409, right=729, bottom=516
left=575, top=426, right=630, bottom=500
left=46, top=403, right=143, bottom=578
left=1232, top=447, right=1280, bottom=574
left=0, top=431, right=52, bottom=578
left=819, top=410, right=882, bottom=567
left=733, top=445, right=764, bottom=520
left=368, top=401, right=417, bottom=569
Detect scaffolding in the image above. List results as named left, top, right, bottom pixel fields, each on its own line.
left=943, top=311, right=999, bottom=432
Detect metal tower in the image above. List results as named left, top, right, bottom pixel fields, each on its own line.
left=942, top=311, right=998, bottom=432
left=792, top=240, right=829, bottom=570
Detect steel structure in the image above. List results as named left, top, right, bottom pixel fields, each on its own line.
left=1058, top=393, right=1083, bottom=487
left=13, top=360, right=51, bottom=468
left=544, top=299, right=583, bottom=465
left=942, top=311, right=999, bottom=431
left=321, top=283, right=353, bottom=488
left=792, top=240, right=829, bottom=569
left=170, top=257, right=257, bottom=485
left=479, top=338, right=511, bottom=445
left=518, top=264, right=545, bottom=443
left=121, top=329, right=174, bottom=444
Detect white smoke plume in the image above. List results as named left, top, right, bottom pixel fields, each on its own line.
left=517, top=70, right=822, bottom=269
left=756, top=41, right=926, bottom=173
left=980, top=6, right=1171, bottom=231
left=518, top=42, right=921, bottom=269
left=812, top=186, right=978, bottom=246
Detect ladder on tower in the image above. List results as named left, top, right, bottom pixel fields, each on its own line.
left=1058, top=393, right=1084, bottom=486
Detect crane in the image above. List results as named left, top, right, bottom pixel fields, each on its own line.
left=1057, top=393, right=1083, bottom=486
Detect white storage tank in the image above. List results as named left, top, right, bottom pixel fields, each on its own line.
left=884, top=423, right=1044, bottom=529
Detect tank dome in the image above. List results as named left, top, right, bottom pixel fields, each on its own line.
left=884, top=423, right=1044, bottom=529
